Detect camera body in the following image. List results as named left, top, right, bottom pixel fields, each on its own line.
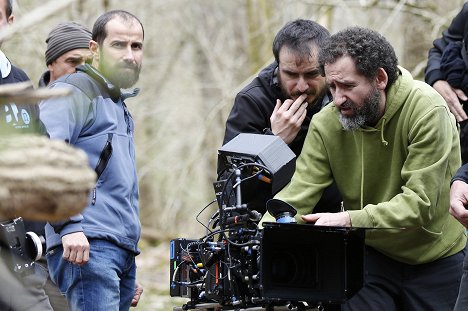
left=0, top=217, right=43, bottom=276
left=170, top=223, right=365, bottom=310
left=170, top=134, right=365, bottom=310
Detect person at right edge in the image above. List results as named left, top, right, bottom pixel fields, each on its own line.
left=266, top=26, right=466, bottom=310
left=425, top=2, right=468, bottom=163
left=39, top=10, right=144, bottom=310
left=450, top=165, right=468, bottom=310
left=221, top=19, right=341, bottom=215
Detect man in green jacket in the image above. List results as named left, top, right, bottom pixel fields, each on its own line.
left=269, top=26, right=466, bottom=310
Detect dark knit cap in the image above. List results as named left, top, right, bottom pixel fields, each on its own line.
left=45, top=21, right=92, bottom=65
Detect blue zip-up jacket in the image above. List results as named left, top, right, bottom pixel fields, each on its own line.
left=39, top=64, right=141, bottom=254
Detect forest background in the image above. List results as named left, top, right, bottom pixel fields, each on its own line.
left=2, top=0, right=465, bottom=309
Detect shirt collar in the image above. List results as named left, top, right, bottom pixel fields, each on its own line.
left=0, top=50, right=11, bottom=78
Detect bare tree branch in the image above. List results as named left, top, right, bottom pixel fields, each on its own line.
left=0, top=0, right=78, bottom=43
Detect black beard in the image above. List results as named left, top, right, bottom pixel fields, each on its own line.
left=278, top=73, right=326, bottom=105
left=339, top=86, right=381, bottom=131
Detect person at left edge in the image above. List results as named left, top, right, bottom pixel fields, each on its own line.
left=0, top=0, right=52, bottom=310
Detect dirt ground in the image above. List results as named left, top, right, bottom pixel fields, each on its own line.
left=132, top=241, right=322, bottom=311
left=133, top=240, right=188, bottom=311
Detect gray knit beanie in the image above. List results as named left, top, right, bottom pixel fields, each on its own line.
left=45, top=21, right=92, bottom=65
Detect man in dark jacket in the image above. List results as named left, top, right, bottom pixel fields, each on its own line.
left=425, top=2, right=468, bottom=122
left=425, top=2, right=468, bottom=164
left=38, top=21, right=92, bottom=87
left=0, top=2, right=44, bottom=136
left=221, top=19, right=341, bottom=214
left=449, top=164, right=468, bottom=311
left=0, top=53, right=43, bottom=133
left=433, top=7, right=468, bottom=311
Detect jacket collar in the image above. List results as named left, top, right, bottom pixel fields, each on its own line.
left=76, top=64, right=121, bottom=102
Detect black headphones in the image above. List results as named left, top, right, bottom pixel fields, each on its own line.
left=76, top=64, right=121, bottom=102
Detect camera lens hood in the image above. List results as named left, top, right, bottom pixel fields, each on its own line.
left=266, top=199, right=297, bottom=223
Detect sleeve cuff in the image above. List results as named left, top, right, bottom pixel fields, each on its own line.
left=347, top=210, right=372, bottom=228
left=59, top=222, right=84, bottom=238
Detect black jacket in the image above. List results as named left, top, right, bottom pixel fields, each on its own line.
left=221, top=62, right=341, bottom=214
left=38, top=70, right=50, bottom=88
left=0, top=62, right=47, bottom=235
left=425, top=2, right=468, bottom=86
left=425, top=3, right=468, bottom=165
left=453, top=162, right=468, bottom=184
left=223, top=62, right=328, bottom=156
left=440, top=41, right=468, bottom=94
left=0, top=65, right=46, bottom=135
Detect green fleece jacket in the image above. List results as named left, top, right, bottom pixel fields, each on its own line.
left=274, top=66, right=466, bottom=264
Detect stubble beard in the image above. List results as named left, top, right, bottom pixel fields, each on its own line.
left=100, top=59, right=141, bottom=89
left=278, top=74, right=326, bottom=106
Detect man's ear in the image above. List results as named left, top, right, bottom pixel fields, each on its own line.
left=375, top=67, right=388, bottom=91
left=89, top=40, right=99, bottom=62
left=7, top=15, right=14, bottom=25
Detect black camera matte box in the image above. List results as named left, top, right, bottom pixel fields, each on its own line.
left=260, top=222, right=365, bottom=304
left=218, top=133, right=296, bottom=194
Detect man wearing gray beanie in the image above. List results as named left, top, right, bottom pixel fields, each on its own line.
left=37, top=21, right=92, bottom=311
left=38, top=21, right=92, bottom=87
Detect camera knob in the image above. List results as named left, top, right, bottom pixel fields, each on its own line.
left=25, top=231, right=43, bottom=261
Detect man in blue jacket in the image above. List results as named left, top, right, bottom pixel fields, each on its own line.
left=39, top=10, right=144, bottom=310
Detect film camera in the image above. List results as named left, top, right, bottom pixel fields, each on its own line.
left=0, top=217, right=43, bottom=275
left=170, top=134, right=365, bottom=310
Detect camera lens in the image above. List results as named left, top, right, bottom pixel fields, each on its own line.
left=275, top=212, right=296, bottom=223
